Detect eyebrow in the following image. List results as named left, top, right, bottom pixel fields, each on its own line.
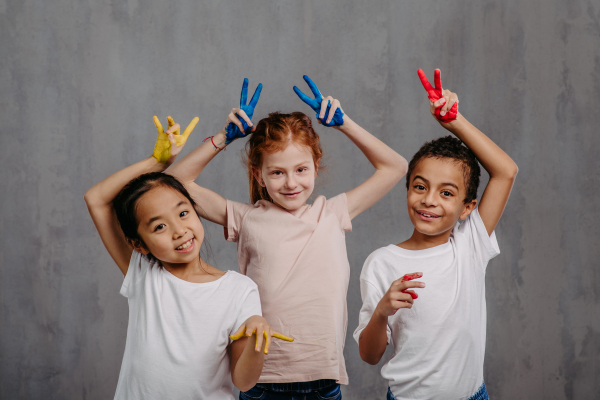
left=145, top=200, right=187, bottom=227
left=412, top=175, right=460, bottom=190
left=266, top=161, right=312, bottom=169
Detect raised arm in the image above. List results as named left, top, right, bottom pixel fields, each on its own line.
left=168, top=78, right=262, bottom=227
left=84, top=117, right=195, bottom=275
left=418, top=69, right=518, bottom=234
left=293, top=75, right=408, bottom=219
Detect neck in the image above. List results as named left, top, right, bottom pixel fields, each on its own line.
left=398, top=227, right=453, bottom=250
left=162, top=256, right=224, bottom=283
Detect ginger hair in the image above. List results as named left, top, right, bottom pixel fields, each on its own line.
left=245, top=112, right=323, bottom=204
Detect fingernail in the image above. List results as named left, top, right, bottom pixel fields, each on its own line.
left=440, top=98, right=446, bottom=105
left=420, top=283, right=426, bottom=288
left=440, top=111, right=446, bottom=116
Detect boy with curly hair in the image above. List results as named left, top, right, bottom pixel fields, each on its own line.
left=354, top=70, right=518, bottom=400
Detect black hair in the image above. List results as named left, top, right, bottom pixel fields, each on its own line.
left=406, top=135, right=481, bottom=203
left=113, top=172, right=200, bottom=248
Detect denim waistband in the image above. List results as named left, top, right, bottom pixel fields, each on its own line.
left=256, top=379, right=337, bottom=393
left=386, top=381, right=488, bottom=400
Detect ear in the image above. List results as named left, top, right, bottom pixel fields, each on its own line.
left=252, top=167, right=265, bottom=187
left=126, top=238, right=150, bottom=255
left=459, top=199, right=477, bottom=220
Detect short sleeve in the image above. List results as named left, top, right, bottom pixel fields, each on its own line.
left=453, top=207, right=500, bottom=270
left=225, top=200, right=254, bottom=242
left=229, top=279, right=262, bottom=341
left=120, top=250, right=150, bottom=299
left=326, top=193, right=352, bottom=233
left=353, top=279, right=391, bottom=345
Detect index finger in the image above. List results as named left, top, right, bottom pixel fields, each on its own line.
left=417, top=69, right=435, bottom=93
left=240, top=78, right=249, bottom=107
left=434, top=69, right=442, bottom=92
left=293, top=86, right=320, bottom=110
left=248, top=83, right=263, bottom=109
left=303, top=75, right=323, bottom=100
left=401, top=272, right=423, bottom=282
left=153, top=116, right=165, bottom=135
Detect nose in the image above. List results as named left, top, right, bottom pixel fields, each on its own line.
left=422, top=190, right=437, bottom=207
left=285, top=174, right=297, bottom=189
left=172, top=221, right=187, bottom=240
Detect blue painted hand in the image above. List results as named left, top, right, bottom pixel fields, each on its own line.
left=293, top=75, right=344, bottom=127
left=225, top=78, right=263, bottom=144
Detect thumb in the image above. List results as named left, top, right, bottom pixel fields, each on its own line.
left=179, top=117, right=199, bottom=143
left=230, top=325, right=246, bottom=341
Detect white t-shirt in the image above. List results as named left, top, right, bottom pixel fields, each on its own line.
left=114, top=251, right=262, bottom=400
left=353, top=209, right=500, bottom=400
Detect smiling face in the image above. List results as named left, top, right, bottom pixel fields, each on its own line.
left=407, top=157, right=477, bottom=238
left=256, top=142, right=317, bottom=211
left=133, top=185, right=204, bottom=266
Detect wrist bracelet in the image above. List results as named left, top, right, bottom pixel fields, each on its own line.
left=202, top=136, right=225, bottom=152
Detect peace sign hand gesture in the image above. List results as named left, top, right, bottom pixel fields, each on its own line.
left=417, top=69, right=458, bottom=123
left=293, top=75, right=344, bottom=127
left=225, top=78, right=263, bottom=144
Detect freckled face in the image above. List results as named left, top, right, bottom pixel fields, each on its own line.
left=135, top=186, right=204, bottom=265
left=259, top=143, right=317, bottom=212
left=407, top=157, right=474, bottom=236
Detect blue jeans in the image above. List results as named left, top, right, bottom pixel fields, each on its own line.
left=240, top=379, right=341, bottom=400
left=386, top=381, right=488, bottom=400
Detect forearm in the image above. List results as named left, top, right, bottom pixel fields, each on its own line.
left=167, top=130, right=228, bottom=184
left=446, top=114, right=518, bottom=179
left=84, top=156, right=166, bottom=207
left=231, top=336, right=264, bottom=392
left=337, top=117, right=408, bottom=175
left=358, top=311, right=389, bottom=365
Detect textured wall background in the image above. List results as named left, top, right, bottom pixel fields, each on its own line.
left=1, top=0, right=598, bottom=399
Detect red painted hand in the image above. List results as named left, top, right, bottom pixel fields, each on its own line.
left=418, top=69, right=458, bottom=123
left=400, top=272, right=424, bottom=300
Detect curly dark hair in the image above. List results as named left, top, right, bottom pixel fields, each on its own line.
left=406, top=136, right=481, bottom=203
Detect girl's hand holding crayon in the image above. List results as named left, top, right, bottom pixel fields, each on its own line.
left=230, top=316, right=293, bottom=354
left=418, top=69, right=459, bottom=124
left=152, top=115, right=199, bottom=164
left=293, top=75, right=345, bottom=127
left=376, top=273, right=425, bottom=317
left=225, top=78, right=262, bottom=144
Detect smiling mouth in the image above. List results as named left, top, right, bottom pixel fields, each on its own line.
left=282, top=191, right=302, bottom=198
left=176, top=238, right=194, bottom=251
left=417, top=210, right=440, bottom=219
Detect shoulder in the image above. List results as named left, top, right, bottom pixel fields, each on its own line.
left=360, top=245, right=399, bottom=278
left=221, top=270, right=259, bottom=290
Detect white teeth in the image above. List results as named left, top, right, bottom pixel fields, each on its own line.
left=177, top=239, right=192, bottom=250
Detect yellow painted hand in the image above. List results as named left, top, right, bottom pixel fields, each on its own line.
left=153, top=115, right=199, bottom=163
left=230, top=326, right=294, bottom=354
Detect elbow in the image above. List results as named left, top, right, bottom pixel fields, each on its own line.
left=233, top=378, right=255, bottom=393
left=359, top=345, right=383, bottom=366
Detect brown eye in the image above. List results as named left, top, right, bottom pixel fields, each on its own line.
left=180, top=211, right=188, bottom=217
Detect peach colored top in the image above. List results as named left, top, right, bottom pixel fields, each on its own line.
left=226, top=194, right=352, bottom=384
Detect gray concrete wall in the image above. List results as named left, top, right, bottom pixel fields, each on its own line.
left=1, top=0, right=598, bottom=399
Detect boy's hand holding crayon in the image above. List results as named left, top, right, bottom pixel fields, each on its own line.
left=376, top=273, right=425, bottom=317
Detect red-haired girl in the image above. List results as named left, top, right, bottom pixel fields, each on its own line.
left=169, top=77, right=408, bottom=399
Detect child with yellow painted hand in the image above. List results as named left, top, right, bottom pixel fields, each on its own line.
left=85, top=115, right=290, bottom=399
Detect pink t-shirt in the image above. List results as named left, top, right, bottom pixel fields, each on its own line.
left=226, top=194, right=352, bottom=384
